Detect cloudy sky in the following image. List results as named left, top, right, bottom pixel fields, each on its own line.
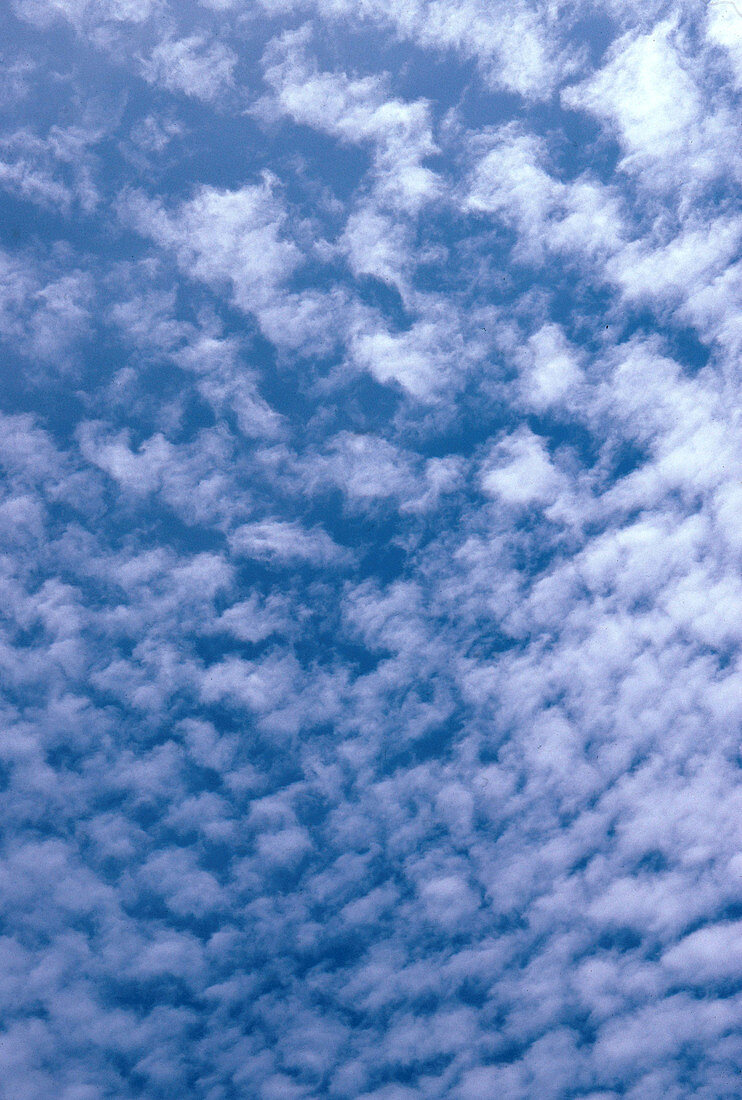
left=1, top=0, right=741, bottom=1096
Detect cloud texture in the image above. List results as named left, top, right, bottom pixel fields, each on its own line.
left=0, top=0, right=741, bottom=1096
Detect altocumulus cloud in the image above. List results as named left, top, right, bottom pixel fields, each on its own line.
left=0, top=0, right=741, bottom=1097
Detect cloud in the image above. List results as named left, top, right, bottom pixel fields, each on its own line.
left=121, top=177, right=301, bottom=313
left=0, top=250, right=94, bottom=363
left=140, top=33, right=238, bottom=103
left=562, top=17, right=741, bottom=196
left=12, top=0, right=156, bottom=30
left=261, top=27, right=441, bottom=214
left=480, top=427, right=563, bottom=507
left=258, top=0, right=575, bottom=99
left=0, top=1, right=741, bottom=1096
left=229, top=518, right=353, bottom=566
left=464, top=124, right=625, bottom=264
left=707, top=0, right=742, bottom=88
left=563, top=22, right=701, bottom=162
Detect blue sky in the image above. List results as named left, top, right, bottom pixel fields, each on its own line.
left=1, top=1, right=742, bottom=1097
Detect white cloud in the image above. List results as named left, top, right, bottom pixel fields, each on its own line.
left=121, top=177, right=301, bottom=314
left=229, top=519, right=352, bottom=566
left=707, top=0, right=742, bottom=87
left=517, top=323, right=584, bottom=410
left=480, top=428, right=563, bottom=506
left=0, top=249, right=94, bottom=363
left=465, top=125, right=625, bottom=263
left=563, top=21, right=701, bottom=161
left=12, top=0, right=156, bottom=30
left=261, top=28, right=441, bottom=214
left=140, top=34, right=237, bottom=103
left=259, top=0, right=575, bottom=99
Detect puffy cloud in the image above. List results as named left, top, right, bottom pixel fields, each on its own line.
left=140, top=33, right=238, bottom=103
left=480, top=427, right=563, bottom=507
left=464, top=124, right=626, bottom=265
left=563, top=22, right=702, bottom=163
left=121, top=177, right=301, bottom=313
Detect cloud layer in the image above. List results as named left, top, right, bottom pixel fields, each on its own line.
left=0, top=0, right=741, bottom=1096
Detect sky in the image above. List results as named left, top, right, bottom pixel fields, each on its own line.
left=0, top=0, right=741, bottom=1097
